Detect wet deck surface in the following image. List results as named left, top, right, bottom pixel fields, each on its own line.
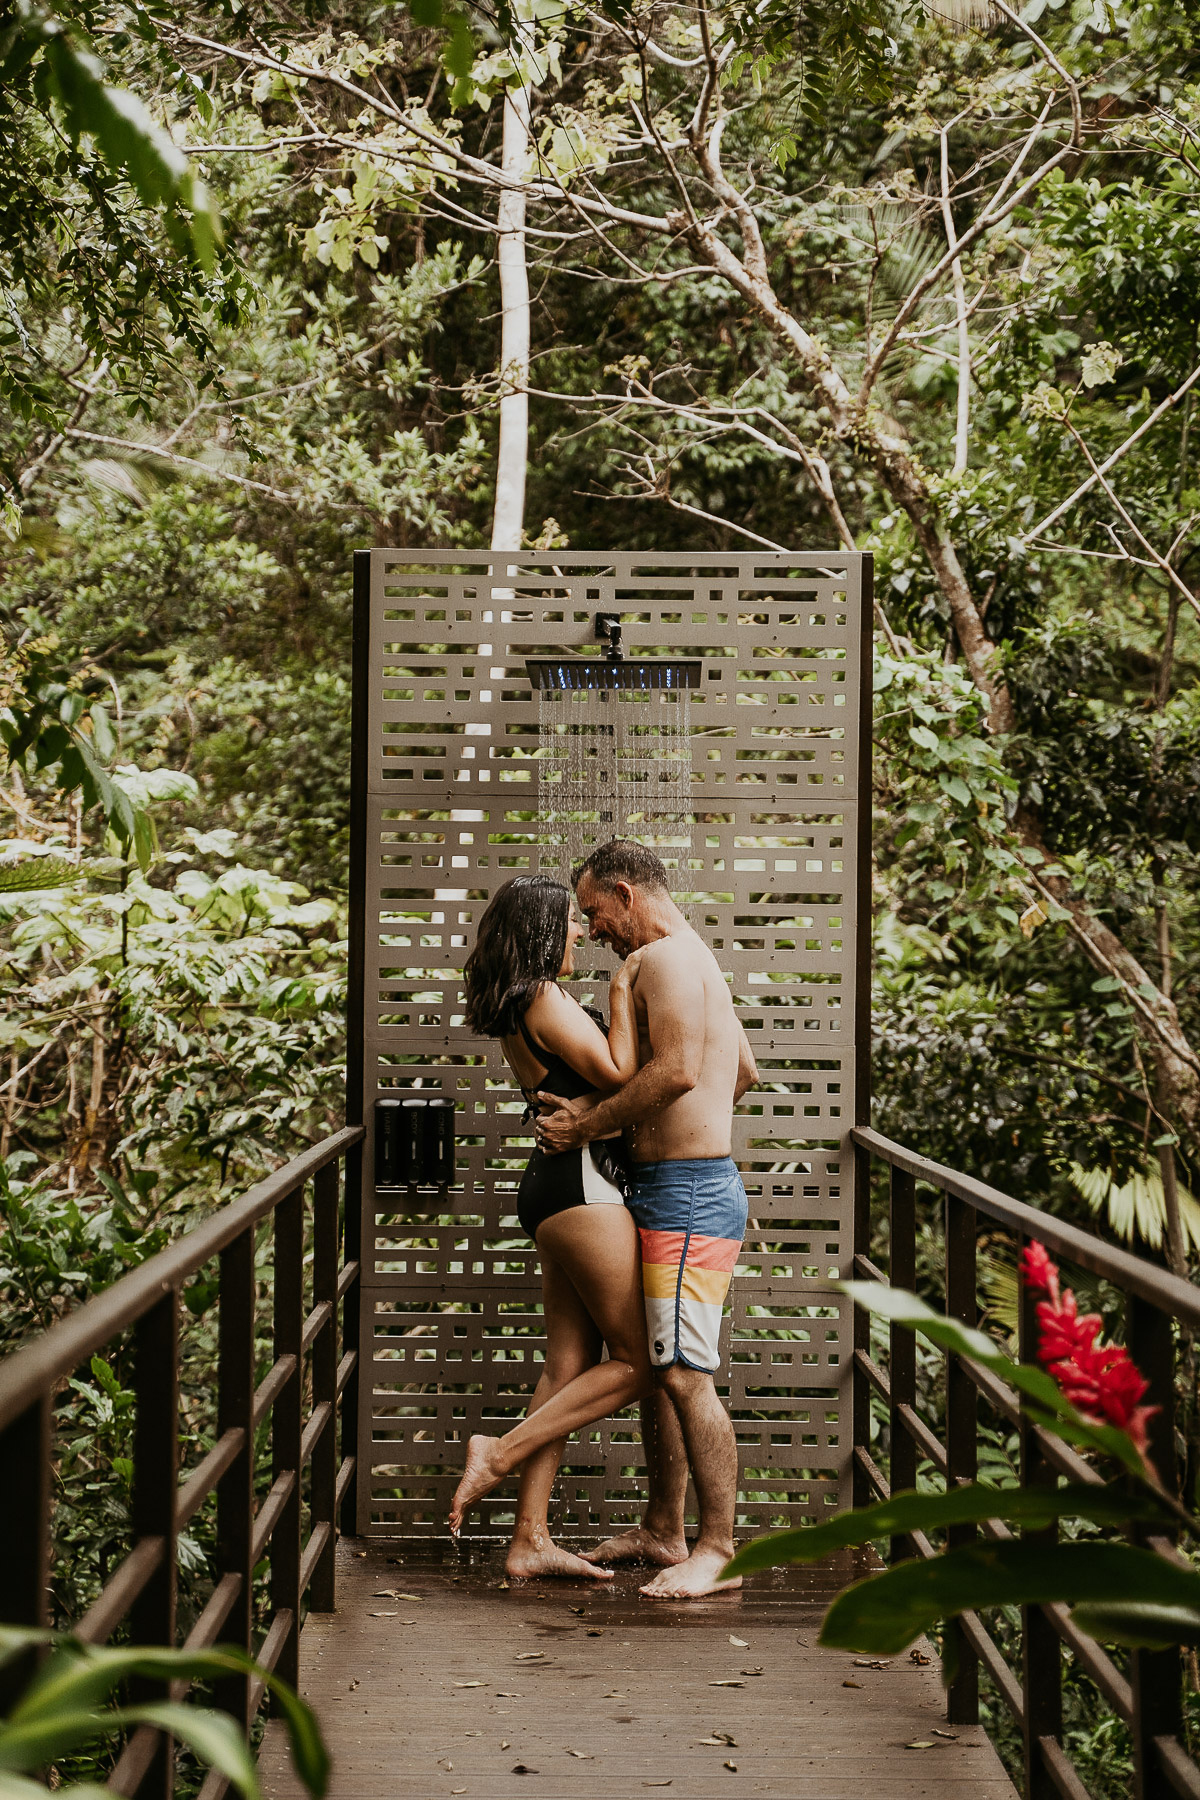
left=260, top=1540, right=1017, bottom=1799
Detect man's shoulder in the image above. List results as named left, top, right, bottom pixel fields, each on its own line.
left=636, top=931, right=709, bottom=981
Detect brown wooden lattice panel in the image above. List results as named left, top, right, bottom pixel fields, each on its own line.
left=352, top=551, right=871, bottom=1538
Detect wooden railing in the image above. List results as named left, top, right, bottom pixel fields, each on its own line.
left=0, top=1125, right=365, bottom=1800
left=851, top=1126, right=1200, bottom=1800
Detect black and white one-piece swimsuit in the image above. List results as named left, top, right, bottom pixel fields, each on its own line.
left=513, top=1013, right=626, bottom=1240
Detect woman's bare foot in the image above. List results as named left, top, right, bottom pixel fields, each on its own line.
left=506, top=1534, right=615, bottom=1581
left=639, top=1545, right=742, bottom=1599
left=449, top=1434, right=508, bottom=1533
left=580, top=1526, right=688, bottom=1568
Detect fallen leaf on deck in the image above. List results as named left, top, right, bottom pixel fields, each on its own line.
left=498, top=1581, right=510, bottom=1591
left=906, top=1740, right=936, bottom=1750
left=464, top=1731, right=481, bottom=1738
left=709, top=1679, right=745, bottom=1688
left=643, top=1782, right=672, bottom=1788
left=515, top=1652, right=546, bottom=1661
left=728, top=1636, right=749, bottom=1648
left=603, top=1691, right=625, bottom=1699
left=496, top=1692, right=521, bottom=1698
left=393, top=1593, right=424, bottom=1602
left=566, top=1749, right=593, bottom=1758
left=454, top=1681, right=483, bottom=1688
left=568, top=1606, right=585, bottom=1616
left=452, top=1790, right=467, bottom=1795
left=512, top=1764, right=539, bottom=1775
left=500, top=1740, right=510, bottom=1749
left=932, top=1729, right=958, bottom=1740
left=368, top=1611, right=397, bottom=1618
left=842, top=1680, right=862, bottom=1689
left=723, top=1761, right=738, bottom=1772
left=697, top=1735, right=738, bottom=1747
left=372, top=1589, right=399, bottom=1598
left=739, top=1668, right=763, bottom=1677
left=586, top=1628, right=604, bottom=1637
left=348, top=1681, right=359, bottom=1692
left=854, top=1658, right=891, bottom=1669
left=909, top=1649, right=931, bottom=1666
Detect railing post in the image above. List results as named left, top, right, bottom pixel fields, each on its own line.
left=272, top=1188, right=304, bottom=1696
left=851, top=1139, right=873, bottom=1509
left=340, top=1137, right=363, bottom=1539
left=944, top=1192, right=978, bottom=1725
left=0, top=1395, right=51, bottom=1708
left=129, top=1289, right=180, bottom=1800
left=1128, top=1294, right=1180, bottom=1800
left=215, top=1226, right=256, bottom=1733
left=888, top=1166, right=916, bottom=1561
left=1019, top=1238, right=1061, bottom=1800
left=310, top=1162, right=339, bottom=1611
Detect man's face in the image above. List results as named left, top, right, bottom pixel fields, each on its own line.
left=575, top=873, right=641, bottom=958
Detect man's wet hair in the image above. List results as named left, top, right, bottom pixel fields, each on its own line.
left=572, top=838, right=671, bottom=896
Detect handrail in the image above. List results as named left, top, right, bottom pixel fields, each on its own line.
left=852, top=1126, right=1200, bottom=1327
left=0, top=1127, right=363, bottom=1433
left=851, top=1126, right=1200, bottom=1800
left=0, top=1125, right=365, bottom=1800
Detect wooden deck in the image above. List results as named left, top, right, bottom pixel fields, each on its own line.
left=260, top=1541, right=1017, bottom=1799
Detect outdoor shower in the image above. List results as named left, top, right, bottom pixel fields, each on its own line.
left=348, top=548, right=872, bottom=1540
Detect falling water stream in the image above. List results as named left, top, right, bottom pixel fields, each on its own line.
left=537, top=686, right=694, bottom=888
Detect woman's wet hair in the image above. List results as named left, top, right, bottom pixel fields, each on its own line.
left=463, top=875, right=571, bottom=1038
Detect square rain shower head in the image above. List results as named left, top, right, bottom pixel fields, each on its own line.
left=525, top=657, right=701, bottom=691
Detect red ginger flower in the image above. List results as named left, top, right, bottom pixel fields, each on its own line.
left=1020, top=1241, right=1157, bottom=1459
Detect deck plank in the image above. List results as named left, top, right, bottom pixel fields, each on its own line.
left=260, top=1542, right=1017, bottom=1799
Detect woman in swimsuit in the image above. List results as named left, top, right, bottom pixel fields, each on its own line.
left=453, top=875, right=652, bottom=1577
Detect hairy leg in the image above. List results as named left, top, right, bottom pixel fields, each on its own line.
left=506, top=1256, right=612, bottom=1581
left=582, top=1388, right=688, bottom=1567
left=639, top=1364, right=741, bottom=1600
left=450, top=1205, right=652, bottom=1532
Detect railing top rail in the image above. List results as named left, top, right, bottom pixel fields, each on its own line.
left=0, top=1125, right=364, bottom=1433
left=852, top=1125, right=1200, bottom=1330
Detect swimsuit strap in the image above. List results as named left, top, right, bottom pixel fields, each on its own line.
left=516, top=1010, right=545, bottom=1062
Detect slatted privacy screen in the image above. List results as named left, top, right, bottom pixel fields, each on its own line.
left=351, top=549, right=872, bottom=1538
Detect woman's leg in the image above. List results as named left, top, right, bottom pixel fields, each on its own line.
left=450, top=1204, right=651, bottom=1530
left=506, top=1252, right=612, bottom=1579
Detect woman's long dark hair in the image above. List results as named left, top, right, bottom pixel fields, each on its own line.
left=463, top=876, right=571, bottom=1039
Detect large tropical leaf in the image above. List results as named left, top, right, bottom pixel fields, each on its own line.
left=819, top=1541, right=1200, bottom=1654
left=841, top=1280, right=1148, bottom=1479
left=1069, top=1161, right=1200, bottom=1255
left=725, top=1480, right=1172, bottom=1577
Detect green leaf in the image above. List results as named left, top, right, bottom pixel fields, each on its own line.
left=36, top=14, right=221, bottom=270
left=118, top=1705, right=260, bottom=1800
left=840, top=1282, right=1147, bottom=1480
left=1071, top=1601, right=1200, bottom=1649
left=724, top=1481, right=1171, bottom=1577
left=819, top=1541, right=1200, bottom=1654
left=908, top=724, right=940, bottom=753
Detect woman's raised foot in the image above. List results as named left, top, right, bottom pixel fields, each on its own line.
left=506, top=1535, right=615, bottom=1581
left=449, top=1434, right=507, bottom=1533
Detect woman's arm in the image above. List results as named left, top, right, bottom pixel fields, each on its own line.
left=604, top=956, right=641, bottom=1085
left=522, top=980, right=629, bottom=1092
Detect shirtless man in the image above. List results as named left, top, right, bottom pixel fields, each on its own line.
left=535, top=839, right=758, bottom=1599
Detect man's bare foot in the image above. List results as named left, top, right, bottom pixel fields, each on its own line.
left=580, top=1526, right=688, bottom=1568
left=506, top=1537, right=615, bottom=1581
left=639, top=1545, right=742, bottom=1600
left=449, top=1434, right=507, bottom=1533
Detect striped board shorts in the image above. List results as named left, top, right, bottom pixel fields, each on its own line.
left=629, top=1157, right=748, bottom=1373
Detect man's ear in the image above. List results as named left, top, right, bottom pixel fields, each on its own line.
left=614, top=880, right=636, bottom=911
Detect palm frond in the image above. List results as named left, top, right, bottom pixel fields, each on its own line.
left=1069, top=1162, right=1200, bottom=1254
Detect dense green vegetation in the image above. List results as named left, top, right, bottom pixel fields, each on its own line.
left=2, top=0, right=1199, bottom=1784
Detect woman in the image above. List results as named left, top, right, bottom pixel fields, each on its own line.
left=452, top=875, right=652, bottom=1577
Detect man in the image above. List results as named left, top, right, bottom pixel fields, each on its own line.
left=535, top=838, right=758, bottom=1599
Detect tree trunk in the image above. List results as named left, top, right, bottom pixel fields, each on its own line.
left=490, top=83, right=531, bottom=554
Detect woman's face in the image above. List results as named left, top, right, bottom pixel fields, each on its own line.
left=558, top=902, right=584, bottom=977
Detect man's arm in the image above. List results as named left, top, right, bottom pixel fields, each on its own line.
left=734, top=1021, right=758, bottom=1102
left=536, top=943, right=704, bottom=1153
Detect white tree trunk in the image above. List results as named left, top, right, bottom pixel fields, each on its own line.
left=490, top=83, right=531, bottom=553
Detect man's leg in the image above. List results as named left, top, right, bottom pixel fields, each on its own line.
left=581, top=1387, right=688, bottom=1567
left=639, top=1363, right=740, bottom=1599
